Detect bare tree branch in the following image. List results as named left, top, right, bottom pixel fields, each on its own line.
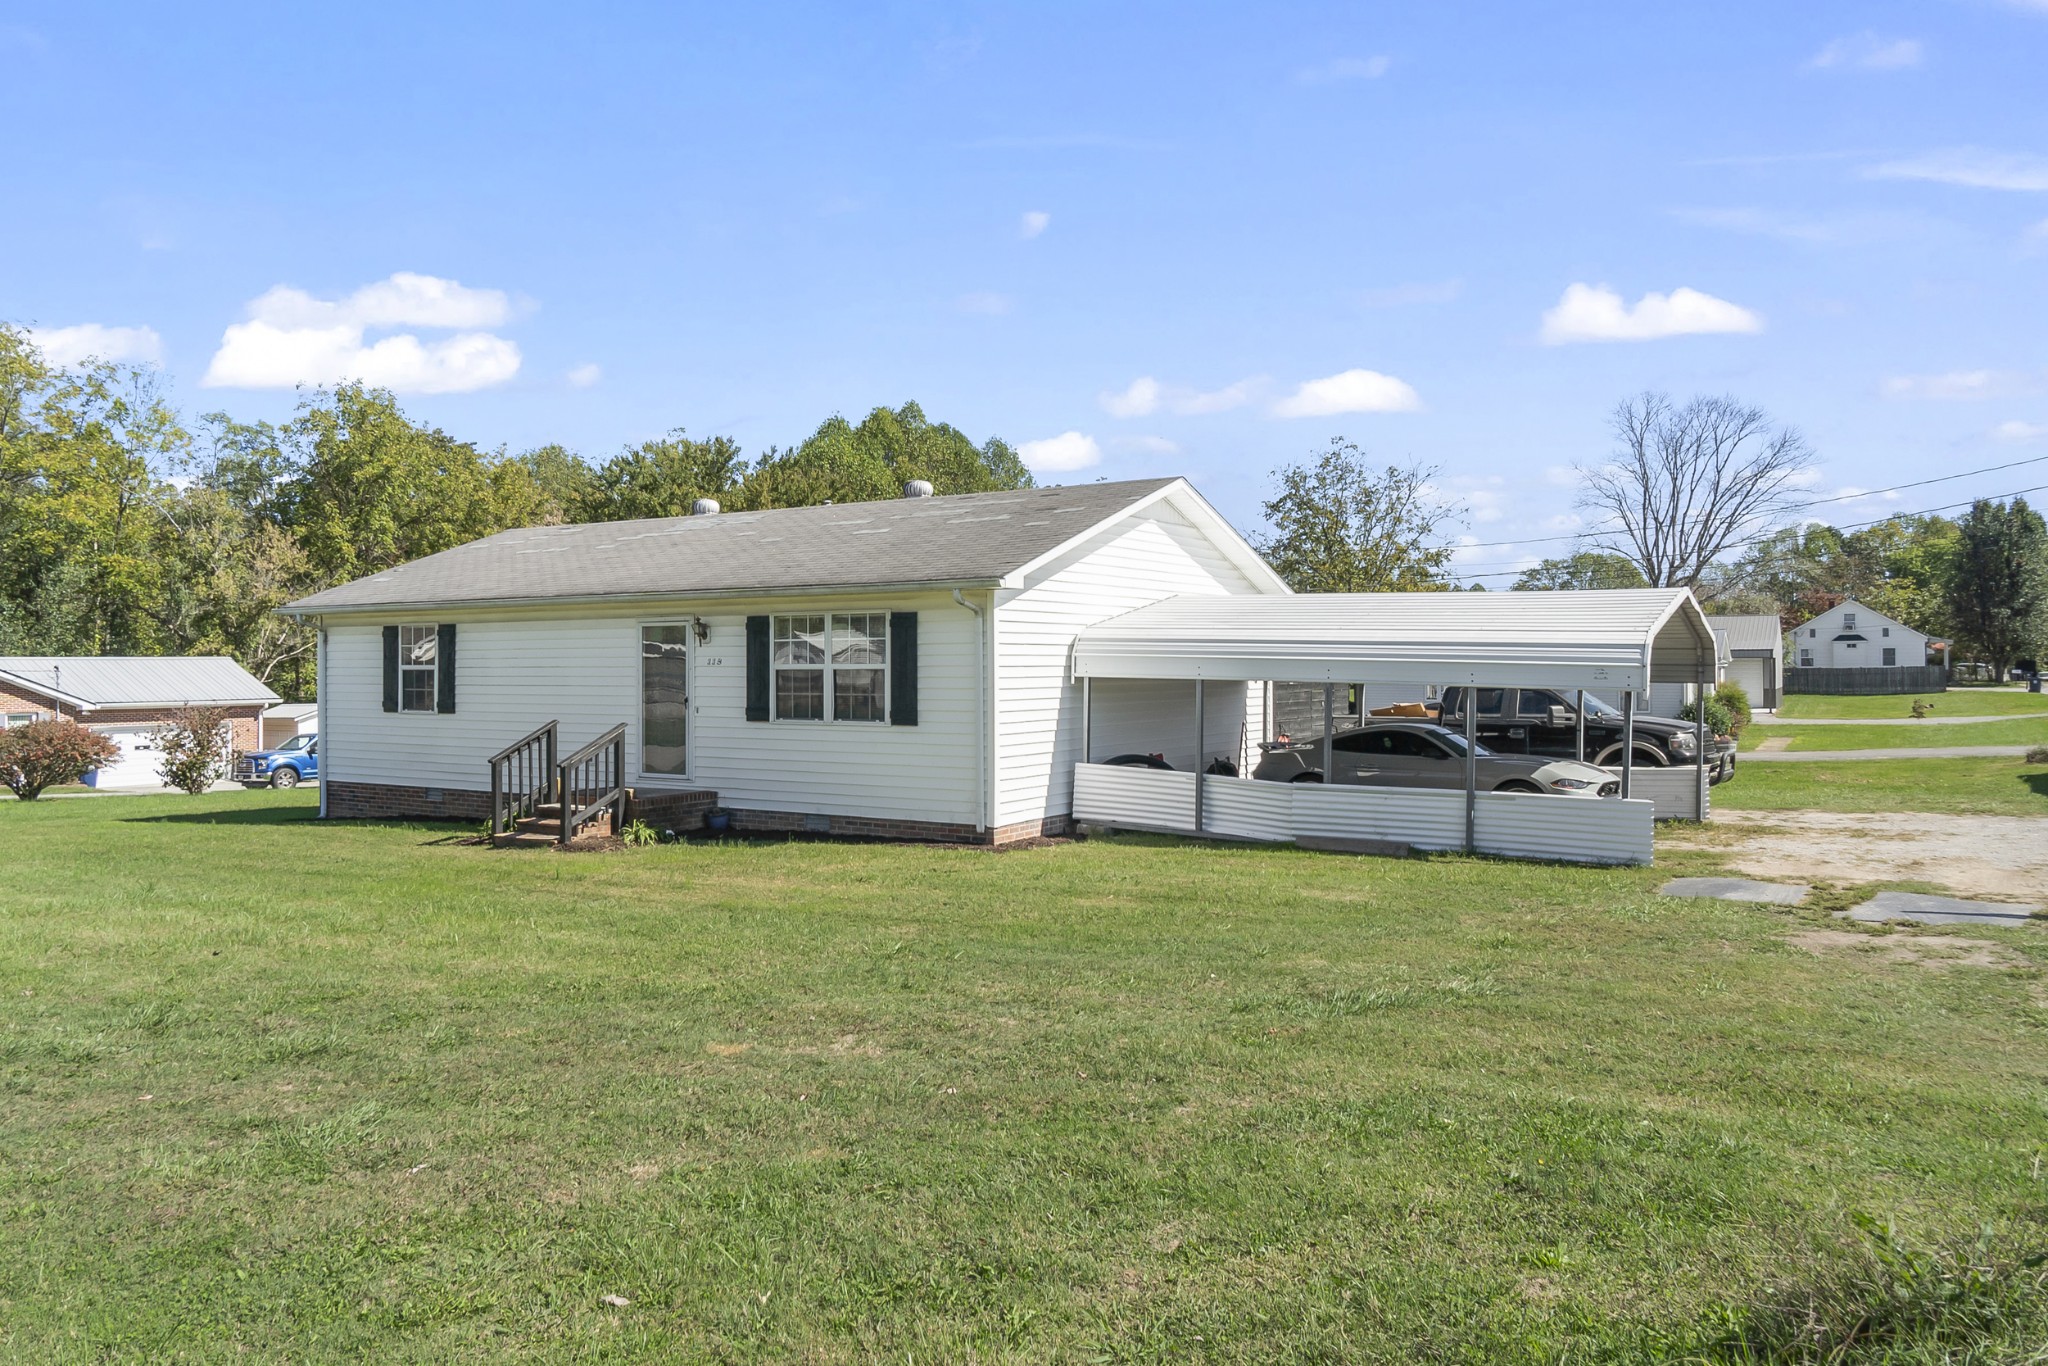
left=1576, top=392, right=1814, bottom=589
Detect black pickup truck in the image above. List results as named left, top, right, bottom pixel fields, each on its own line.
left=1435, top=686, right=1735, bottom=784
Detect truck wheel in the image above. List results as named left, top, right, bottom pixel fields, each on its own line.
left=270, top=767, right=301, bottom=789
left=1593, top=744, right=1667, bottom=768
left=1290, top=771, right=1325, bottom=784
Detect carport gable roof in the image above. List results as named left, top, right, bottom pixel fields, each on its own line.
left=280, top=478, right=1283, bottom=615
left=0, top=656, right=281, bottom=711
left=1070, top=588, right=1717, bottom=692
left=1707, top=613, right=1784, bottom=656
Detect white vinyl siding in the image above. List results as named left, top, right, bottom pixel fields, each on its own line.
left=990, top=505, right=1279, bottom=828
left=1793, top=600, right=1930, bottom=669
left=320, top=590, right=980, bottom=826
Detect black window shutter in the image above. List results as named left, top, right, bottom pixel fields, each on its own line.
left=745, top=615, right=771, bottom=722
left=381, top=625, right=399, bottom=712
left=889, top=611, right=918, bottom=726
left=436, top=624, right=457, bottom=713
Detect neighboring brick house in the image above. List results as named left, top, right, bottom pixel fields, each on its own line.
left=0, top=657, right=281, bottom=789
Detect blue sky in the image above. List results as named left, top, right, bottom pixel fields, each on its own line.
left=9, top=2, right=2048, bottom=581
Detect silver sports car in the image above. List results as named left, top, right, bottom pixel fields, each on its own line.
left=1252, top=719, right=1622, bottom=797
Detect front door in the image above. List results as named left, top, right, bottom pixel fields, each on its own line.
left=641, top=625, right=690, bottom=777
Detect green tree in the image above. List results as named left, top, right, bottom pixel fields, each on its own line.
left=1942, top=497, right=2046, bottom=680
left=284, top=382, right=510, bottom=582
left=1254, top=440, right=1457, bottom=592
left=739, top=402, right=1030, bottom=509
left=577, top=431, right=746, bottom=522
left=153, top=485, right=318, bottom=689
left=509, top=444, right=596, bottom=525
left=1512, top=551, right=1648, bottom=591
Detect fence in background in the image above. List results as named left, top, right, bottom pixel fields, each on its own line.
left=1783, top=665, right=1946, bottom=696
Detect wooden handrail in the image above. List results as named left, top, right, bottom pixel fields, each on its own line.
left=557, top=723, right=628, bottom=844
left=488, top=720, right=558, bottom=837
left=490, top=719, right=559, bottom=766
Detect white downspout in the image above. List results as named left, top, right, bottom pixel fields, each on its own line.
left=951, top=590, right=989, bottom=834
left=315, top=619, right=329, bottom=819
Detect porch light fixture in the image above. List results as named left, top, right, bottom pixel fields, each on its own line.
left=692, top=616, right=710, bottom=644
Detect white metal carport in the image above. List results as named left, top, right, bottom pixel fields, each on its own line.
left=1068, top=588, right=1720, bottom=865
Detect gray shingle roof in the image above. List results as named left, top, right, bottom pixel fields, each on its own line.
left=0, top=656, right=280, bottom=709
left=284, top=479, right=1184, bottom=614
left=1705, top=614, right=1784, bottom=653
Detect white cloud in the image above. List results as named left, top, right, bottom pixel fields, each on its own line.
left=202, top=272, right=522, bottom=393
left=1018, top=431, right=1101, bottom=473
left=1865, top=148, right=2048, bottom=191
left=1808, top=32, right=1922, bottom=71
left=1360, top=279, right=1462, bottom=307
left=27, top=323, right=163, bottom=367
left=954, top=291, right=1012, bottom=315
left=1539, top=283, right=1763, bottom=344
left=1019, top=210, right=1050, bottom=239
left=567, top=363, right=602, bottom=388
left=1096, top=374, right=1261, bottom=417
left=1296, top=55, right=1390, bottom=84
left=1881, top=369, right=2037, bottom=400
left=1993, top=420, right=2048, bottom=441
left=1271, top=368, right=1422, bottom=418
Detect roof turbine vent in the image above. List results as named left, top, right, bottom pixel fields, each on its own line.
left=692, top=498, right=721, bottom=516
left=902, top=479, right=935, bottom=499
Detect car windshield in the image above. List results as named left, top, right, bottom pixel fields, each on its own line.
left=277, top=733, right=314, bottom=752
left=1577, top=694, right=1622, bottom=718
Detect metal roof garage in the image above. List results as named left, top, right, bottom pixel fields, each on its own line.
left=1066, top=589, right=1720, bottom=865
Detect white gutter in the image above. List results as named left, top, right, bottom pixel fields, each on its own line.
left=278, top=576, right=1009, bottom=621
left=952, top=589, right=989, bottom=834
left=315, top=618, right=329, bottom=820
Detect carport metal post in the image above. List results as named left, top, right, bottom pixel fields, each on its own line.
left=1620, top=690, right=1636, bottom=800
left=1320, top=683, right=1335, bottom=784
left=1694, top=653, right=1711, bottom=823
left=1574, top=689, right=1587, bottom=763
left=1193, top=679, right=1206, bottom=833
left=1463, top=696, right=1477, bottom=854
left=1081, top=676, right=1092, bottom=765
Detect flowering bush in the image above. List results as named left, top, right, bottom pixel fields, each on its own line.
left=0, top=718, right=119, bottom=800
left=154, top=707, right=234, bottom=795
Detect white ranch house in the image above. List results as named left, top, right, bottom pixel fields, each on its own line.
left=282, top=479, right=1718, bottom=863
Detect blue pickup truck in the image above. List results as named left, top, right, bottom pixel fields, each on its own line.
left=235, top=733, right=319, bottom=789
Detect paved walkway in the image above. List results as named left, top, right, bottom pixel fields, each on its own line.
left=1743, top=744, right=2036, bottom=762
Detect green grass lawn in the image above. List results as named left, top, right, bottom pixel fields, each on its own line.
left=4, top=791, right=2046, bottom=1362
left=1774, top=691, right=2048, bottom=721
left=1738, top=716, right=2048, bottom=752
left=1716, top=756, right=2048, bottom=817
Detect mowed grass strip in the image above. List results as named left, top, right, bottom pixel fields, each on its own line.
left=2, top=790, right=2045, bottom=1362
left=1775, top=690, right=2048, bottom=721
left=1715, top=756, right=2048, bottom=817
left=1739, top=716, right=2048, bottom=752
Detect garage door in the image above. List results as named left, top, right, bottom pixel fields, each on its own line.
left=1727, top=658, right=1769, bottom=711
left=87, top=725, right=166, bottom=788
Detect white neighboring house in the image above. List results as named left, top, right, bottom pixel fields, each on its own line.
left=278, top=479, right=1288, bottom=843
left=0, top=656, right=279, bottom=789
left=1788, top=599, right=1934, bottom=671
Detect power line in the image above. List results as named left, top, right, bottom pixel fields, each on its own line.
left=1453, top=480, right=2048, bottom=583
left=1446, top=450, right=2048, bottom=554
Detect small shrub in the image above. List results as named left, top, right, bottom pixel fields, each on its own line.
left=2026, top=745, right=2048, bottom=765
left=1711, top=679, right=1752, bottom=733
left=1679, top=696, right=1737, bottom=738
left=154, top=707, right=234, bottom=795
left=620, top=819, right=660, bottom=847
left=0, top=718, right=119, bottom=800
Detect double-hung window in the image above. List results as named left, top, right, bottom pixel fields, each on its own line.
left=398, top=624, right=439, bottom=712
left=773, top=613, right=888, bottom=721
left=1842, top=612, right=1856, bottom=630
left=3, top=712, right=44, bottom=727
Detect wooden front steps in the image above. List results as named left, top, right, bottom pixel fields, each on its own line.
left=491, top=802, right=616, bottom=848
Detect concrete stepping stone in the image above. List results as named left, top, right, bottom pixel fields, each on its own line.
left=1840, top=891, right=2041, bottom=927
left=1659, top=877, right=1810, bottom=905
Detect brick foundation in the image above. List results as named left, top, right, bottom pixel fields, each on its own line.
left=326, top=780, right=492, bottom=822
left=625, top=789, right=720, bottom=830
left=324, top=779, right=1069, bottom=846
